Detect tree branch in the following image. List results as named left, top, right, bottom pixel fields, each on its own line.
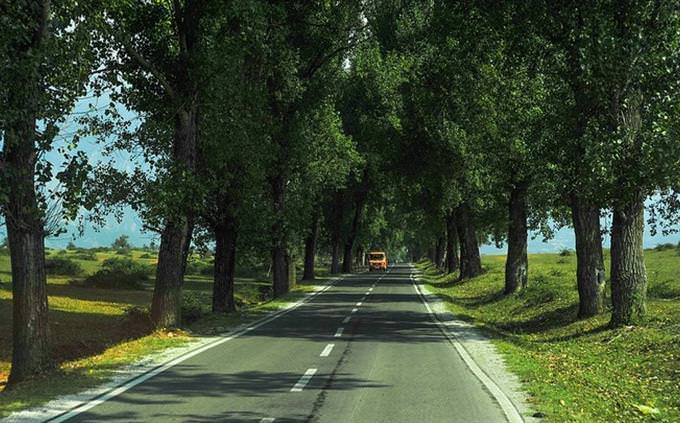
left=117, top=29, right=178, bottom=101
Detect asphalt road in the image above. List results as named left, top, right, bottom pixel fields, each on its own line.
left=61, top=265, right=509, bottom=422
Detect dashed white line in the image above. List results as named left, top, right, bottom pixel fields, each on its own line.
left=356, top=301, right=362, bottom=306
left=291, top=368, right=317, bottom=392
left=368, top=287, right=373, bottom=292
left=320, top=343, right=335, bottom=357
left=260, top=418, right=275, bottom=423
left=351, top=308, right=358, bottom=313
left=342, top=315, right=351, bottom=324
left=334, top=327, right=344, bottom=337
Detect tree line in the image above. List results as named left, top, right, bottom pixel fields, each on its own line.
left=1, top=0, right=679, bottom=387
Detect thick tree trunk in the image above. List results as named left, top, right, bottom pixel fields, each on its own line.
left=3, top=0, right=52, bottom=387
left=342, top=187, right=367, bottom=273
left=445, top=212, right=459, bottom=274
left=330, top=240, right=342, bottom=274
left=610, top=195, right=647, bottom=326
left=152, top=219, right=191, bottom=327
left=212, top=214, right=237, bottom=313
left=302, top=210, right=320, bottom=281
left=342, top=242, right=354, bottom=273
left=152, top=109, right=197, bottom=328
left=271, top=174, right=289, bottom=296
left=4, top=122, right=52, bottom=386
left=571, top=196, right=606, bottom=317
left=328, top=191, right=344, bottom=274
left=434, top=236, right=445, bottom=270
left=504, top=181, right=529, bottom=294
left=456, top=203, right=483, bottom=279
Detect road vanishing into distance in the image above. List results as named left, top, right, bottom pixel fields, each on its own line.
left=55, top=266, right=512, bottom=422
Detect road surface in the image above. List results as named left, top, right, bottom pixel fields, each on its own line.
left=59, top=265, right=511, bottom=422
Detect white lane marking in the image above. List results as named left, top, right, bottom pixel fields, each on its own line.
left=320, top=343, right=335, bottom=357
left=356, top=301, right=362, bottom=306
left=260, top=419, right=275, bottom=423
left=409, top=270, right=524, bottom=423
left=291, top=368, right=317, bottom=392
left=342, top=316, right=351, bottom=324
left=44, top=277, right=346, bottom=423
left=334, top=327, right=344, bottom=337
left=351, top=308, right=358, bottom=313
left=368, top=287, right=373, bottom=292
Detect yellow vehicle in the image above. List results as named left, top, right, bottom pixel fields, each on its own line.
left=368, top=251, right=388, bottom=271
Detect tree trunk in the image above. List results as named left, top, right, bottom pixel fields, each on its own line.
left=271, top=174, right=289, bottom=296
left=330, top=240, right=342, bottom=274
left=302, top=210, right=320, bottom=281
left=3, top=0, right=52, bottom=387
left=445, top=211, right=459, bottom=274
left=504, top=181, right=529, bottom=294
left=610, top=194, right=647, bottom=326
left=456, top=203, right=483, bottom=279
left=152, top=219, right=191, bottom=327
left=435, top=236, right=445, bottom=270
left=342, top=242, right=353, bottom=273
left=212, top=213, right=237, bottom=313
left=342, top=186, right=367, bottom=273
left=152, top=108, right=197, bottom=328
left=571, top=196, right=606, bottom=317
left=4, top=119, right=52, bottom=386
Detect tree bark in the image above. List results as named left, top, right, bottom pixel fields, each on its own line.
left=504, top=181, right=529, bottom=294
left=610, top=194, right=647, bottom=326
left=571, top=196, right=606, bottom=317
left=4, top=0, right=52, bottom=386
left=445, top=211, right=459, bottom=274
left=152, top=108, right=198, bottom=328
left=328, top=191, right=344, bottom=274
left=456, top=203, right=483, bottom=279
left=4, top=115, right=52, bottom=386
left=302, top=209, right=320, bottom=281
left=212, top=213, right=237, bottom=313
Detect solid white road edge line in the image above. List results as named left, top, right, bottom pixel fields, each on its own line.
left=409, top=271, right=524, bottom=423
left=290, top=368, right=318, bottom=392
left=41, top=277, right=344, bottom=423
left=320, top=343, right=335, bottom=357
left=334, top=327, right=344, bottom=337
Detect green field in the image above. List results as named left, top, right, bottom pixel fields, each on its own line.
left=0, top=248, right=324, bottom=416
left=417, top=247, right=680, bottom=422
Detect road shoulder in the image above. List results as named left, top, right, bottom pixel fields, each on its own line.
left=412, top=272, right=538, bottom=423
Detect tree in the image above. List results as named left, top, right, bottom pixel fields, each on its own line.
left=92, top=0, right=208, bottom=327
left=541, top=1, right=680, bottom=323
left=0, top=0, right=97, bottom=385
left=257, top=1, right=363, bottom=295
left=111, top=235, right=131, bottom=251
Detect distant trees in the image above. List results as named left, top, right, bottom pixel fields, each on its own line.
left=111, top=235, right=131, bottom=252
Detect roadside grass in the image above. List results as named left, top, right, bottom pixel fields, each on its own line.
left=416, top=248, right=680, bottom=422
left=0, top=248, right=336, bottom=417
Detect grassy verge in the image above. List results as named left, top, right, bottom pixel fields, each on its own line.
left=0, top=248, right=333, bottom=417
left=416, top=248, right=679, bottom=423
